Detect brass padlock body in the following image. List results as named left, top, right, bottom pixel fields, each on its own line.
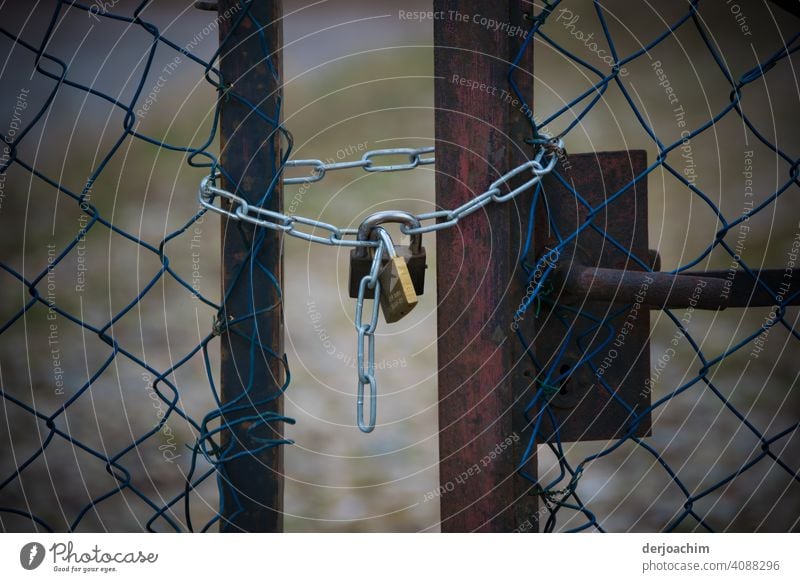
left=378, top=255, right=418, bottom=323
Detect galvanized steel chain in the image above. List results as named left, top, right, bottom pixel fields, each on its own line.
left=198, top=139, right=562, bottom=242
left=198, top=174, right=379, bottom=249
left=198, top=138, right=563, bottom=432
left=399, top=140, right=562, bottom=236
left=283, top=146, right=435, bottom=184
left=353, top=231, right=386, bottom=433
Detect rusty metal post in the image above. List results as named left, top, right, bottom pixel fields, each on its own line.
left=217, top=0, right=285, bottom=532
left=434, top=0, right=539, bottom=532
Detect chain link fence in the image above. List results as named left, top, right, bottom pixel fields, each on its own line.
left=0, top=0, right=798, bottom=532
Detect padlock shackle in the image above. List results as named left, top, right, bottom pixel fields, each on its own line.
left=354, top=210, right=423, bottom=257
left=370, top=227, right=397, bottom=259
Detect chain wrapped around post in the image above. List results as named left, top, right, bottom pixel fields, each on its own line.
left=198, top=141, right=562, bottom=431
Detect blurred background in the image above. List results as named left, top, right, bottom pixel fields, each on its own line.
left=0, top=0, right=797, bottom=532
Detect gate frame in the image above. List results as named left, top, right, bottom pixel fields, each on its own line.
left=218, top=0, right=285, bottom=533
left=433, top=0, right=540, bottom=533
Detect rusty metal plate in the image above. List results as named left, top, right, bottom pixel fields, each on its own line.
left=528, top=150, right=652, bottom=442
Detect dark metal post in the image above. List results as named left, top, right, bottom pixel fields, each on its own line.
left=218, top=0, right=285, bottom=532
left=434, top=0, right=538, bottom=532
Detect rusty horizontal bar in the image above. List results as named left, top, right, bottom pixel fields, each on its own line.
left=702, top=269, right=800, bottom=308
left=560, top=266, right=726, bottom=309
left=559, top=266, right=800, bottom=310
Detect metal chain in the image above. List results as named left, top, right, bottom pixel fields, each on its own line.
left=198, top=175, right=379, bottom=249
left=354, top=233, right=386, bottom=433
left=198, top=138, right=563, bottom=433
left=283, top=146, right=435, bottom=184
left=400, top=141, right=562, bottom=235
left=199, top=138, right=562, bottom=242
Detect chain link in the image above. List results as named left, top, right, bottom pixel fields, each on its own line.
left=283, top=146, right=435, bottom=184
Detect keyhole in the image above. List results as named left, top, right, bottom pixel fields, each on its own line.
left=558, top=364, right=572, bottom=395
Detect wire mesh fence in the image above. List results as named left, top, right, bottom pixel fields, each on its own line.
left=0, top=0, right=798, bottom=533
left=517, top=0, right=800, bottom=531
left=0, top=0, right=290, bottom=532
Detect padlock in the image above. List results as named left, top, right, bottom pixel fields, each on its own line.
left=372, top=227, right=418, bottom=323
left=348, top=210, right=427, bottom=299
